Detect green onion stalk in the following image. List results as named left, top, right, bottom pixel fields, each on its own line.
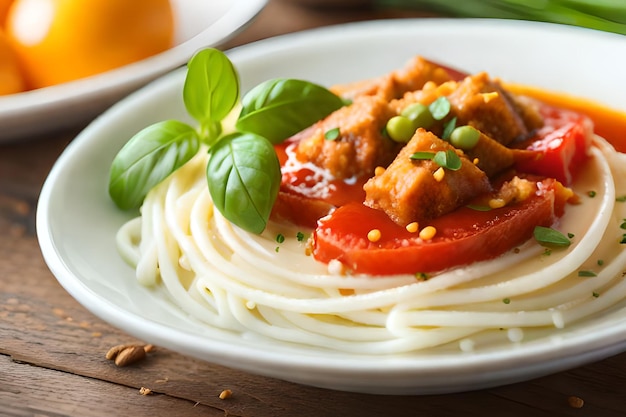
left=375, top=0, right=626, bottom=35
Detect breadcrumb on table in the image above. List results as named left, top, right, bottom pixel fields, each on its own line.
left=219, top=389, right=233, bottom=400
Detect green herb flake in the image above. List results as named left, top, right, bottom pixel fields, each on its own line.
left=429, top=96, right=451, bottom=121
left=502, top=298, right=511, bottom=304
left=296, top=231, right=305, bottom=242
left=620, top=220, right=626, bottom=230
left=543, top=248, right=552, bottom=256
left=415, top=272, right=430, bottom=281
left=466, top=204, right=492, bottom=212
left=587, top=190, right=597, bottom=198
left=578, top=270, right=597, bottom=277
left=597, top=259, right=605, bottom=266
left=616, top=195, right=626, bottom=202
left=533, top=226, right=572, bottom=247
left=621, top=234, right=626, bottom=244
left=441, top=117, right=457, bottom=140
left=275, top=246, right=280, bottom=253
left=276, top=233, right=285, bottom=244
left=324, top=127, right=340, bottom=141
left=593, top=292, right=600, bottom=298
left=567, top=232, right=575, bottom=239
left=410, top=151, right=435, bottom=161
left=433, top=149, right=462, bottom=171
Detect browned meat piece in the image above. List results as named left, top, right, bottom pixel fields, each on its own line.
left=363, top=129, right=491, bottom=226
left=447, top=72, right=530, bottom=145
left=506, top=93, right=545, bottom=133
left=330, top=56, right=455, bottom=101
left=464, top=132, right=516, bottom=178
left=389, top=80, right=458, bottom=115
left=291, top=94, right=400, bottom=180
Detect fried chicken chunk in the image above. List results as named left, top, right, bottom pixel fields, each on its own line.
left=363, top=129, right=491, bottom=226
left=447, top=72, right=534, bottom=145
left=330, top=55, right=456, bottom=101
left=290, top=94, right=400, bottom=180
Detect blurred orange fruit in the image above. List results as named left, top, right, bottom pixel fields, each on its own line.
left=5, top=0, right=175, bottom=90
left=0, top=29, right=25, bottom=94
left=1, top=0, right=15, bottom=26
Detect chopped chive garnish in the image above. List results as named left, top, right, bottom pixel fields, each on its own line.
left=578, top=270, right=597, bottom=277
left=275, top=246, right=280, bottom=252
left=593, top=292, right=600, bottom=298
left=534, top=226, right=572, bottom=247
left=620, top=234, right=626, bottom=244
left=466, top=204, right=492, bottom=211
left=616, top=195, right=626, bottom=202
left=276, top=233, right=285, bottom=244
left=502, top=298, right=511, bottom=304
left=442, top=116, right=457, bottom=140
left=567, top=232, right=575, bottom=239
left=587, top=190, right=597, bottom=198
left=296, top=231, right=305, bottom=242
left=597, top=259, right=604, bottom=266
left=620, top=220, right=626, bottom=230
left=428, top=96, right=451, bottom=120
left=324, top=127, right=340, bottom=141
left=410, top=151, right=435, bottom=161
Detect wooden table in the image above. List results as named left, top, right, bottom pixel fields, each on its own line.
left=2, top=1, right=626, bottom=415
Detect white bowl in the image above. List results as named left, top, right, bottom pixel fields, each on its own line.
left=0, top=0, right=266, bottom=142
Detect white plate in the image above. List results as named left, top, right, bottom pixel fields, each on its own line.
left=0, top=0, right=266, bottom=142
left=37, top=19, right=626, bottom=395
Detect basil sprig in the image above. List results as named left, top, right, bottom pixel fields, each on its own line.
left=109, top=120, right=200, bottom=210
left=183, top=49, right=239, bottom=142
left=236, top=78, right=345, bottom=144
left=207, top=132, right=281, bottom=234
left=109, top=48, right=343, bottom=233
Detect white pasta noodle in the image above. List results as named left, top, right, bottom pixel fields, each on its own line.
left=116, top=136, right=626, bottom=354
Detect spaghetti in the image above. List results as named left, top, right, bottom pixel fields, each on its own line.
left=116, top=136, right=626, bottom=354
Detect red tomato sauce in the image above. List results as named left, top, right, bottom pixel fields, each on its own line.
left=271, top=87, right=625, bottom=276
left=313, top=178, right=568, bottom=275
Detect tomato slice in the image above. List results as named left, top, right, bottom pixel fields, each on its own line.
left=313, top=178, right=570, bottom=276
left=515, top=105, right=593, bottom=185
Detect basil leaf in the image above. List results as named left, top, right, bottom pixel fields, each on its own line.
left=533, top=226, right=572, bottom=247
left=183, top=48, right=239, bottom=132
left=207, top=132, right=281, bottom=234
left=109, top=120, right=200, bottom=210
left=236, top=78, right=345, bottom=144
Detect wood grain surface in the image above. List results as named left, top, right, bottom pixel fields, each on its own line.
left=2, top=1, right=626, bottom=416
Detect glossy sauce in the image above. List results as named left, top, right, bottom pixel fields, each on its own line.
left=506, top=84, right=626, bottom=153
